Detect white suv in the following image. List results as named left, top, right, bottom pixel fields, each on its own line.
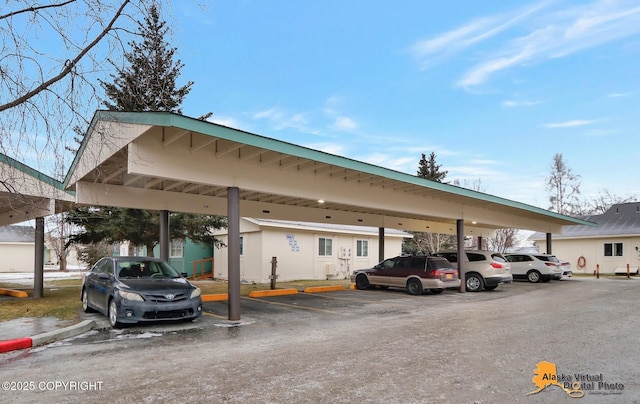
left=434, top=250, right=513, bottom=292
left=503, top=253, right=563, bottom=283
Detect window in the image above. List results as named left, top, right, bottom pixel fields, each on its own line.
left=467, top=253, right=486, bottom=262
left=356, top=240, right=368, bottom=257
left=437, top=253, right=457, bottom=263
left=239, top=236, right=244, bottom=256
left=318, top=237, right=333, bottom=256
left=133, top=245, right=145, bottom=257
left=604, top=243, right=623, bottom=257
left=170, top=239, right=184, bottom=258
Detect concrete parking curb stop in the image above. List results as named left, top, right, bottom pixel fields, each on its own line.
left=202, top=293, right=229, bottom=302
left=304, top=285, right=346, bottom=293
left=0, top=319, right=95, bottom=354
left=0, top=288, right=29, bottom=298
left=248, top=288, right=299, bottom=298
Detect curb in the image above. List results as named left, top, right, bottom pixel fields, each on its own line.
left=0, top=319, right=96, bottom=354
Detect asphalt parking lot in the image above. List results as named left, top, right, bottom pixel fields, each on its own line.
left=2, top=277, right=639, bottom=403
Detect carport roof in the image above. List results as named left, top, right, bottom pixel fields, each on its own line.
left=0, top=154, right=75, bottom=226
left=63, top=110, right=595, bottom=235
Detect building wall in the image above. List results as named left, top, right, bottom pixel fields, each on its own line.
left=0, top=243, right=34, bottom=272
left=215, top=226, right=404, bottom=283
left=535, top=236, right=640, bottom=274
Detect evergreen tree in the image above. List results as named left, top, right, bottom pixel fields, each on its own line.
left=100, top=4, right=193, bottom=113
left=417, top=152, right=448, bottom=182
left=406, top=152, right=453, bottom=254
left=66, top=208, right=227, bottom=260
left=68, top=4, right=224, bottom=259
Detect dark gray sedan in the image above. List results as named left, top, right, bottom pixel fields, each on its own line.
left=81, top=256, right=203, bottom=328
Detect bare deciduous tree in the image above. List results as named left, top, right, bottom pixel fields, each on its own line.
left=0, top=0, right=157, bottom=178
left=546, top=153, right=582, bottom=215
left=486, top=227, right=520, bottom=253
left=585, top=189, right=638, bottom=215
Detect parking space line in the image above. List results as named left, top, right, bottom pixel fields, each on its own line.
left=298, top=291, right=409, bottom=304
left=203, top=311, right=227, bottom=319
left=240, top=296, right=339, bottom=314
left=297, top=290, right=462, bottom=307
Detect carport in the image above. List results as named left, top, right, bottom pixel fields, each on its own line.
left=0, top=154, right=75, bottom=297
left=2, top=110, right=595, bottom=319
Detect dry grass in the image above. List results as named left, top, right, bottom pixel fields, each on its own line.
left=0, top=278, right=354, bottom=322
left=0, top=283, right=82, bottom=322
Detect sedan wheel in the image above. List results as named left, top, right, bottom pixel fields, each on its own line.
left=355, top=274, right=370, bottom=290
left=527, top=270, right=542, bottom=283
left=465, top=273, right=484, bottom=292
left=406, top=279, right=423, bottom=295
left=81, top=289, right=94, bottom=313
left=108, top=299, right=121, bottom=328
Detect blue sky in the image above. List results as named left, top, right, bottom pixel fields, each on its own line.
left=38, top=0, right=631, bottom=211
left=168, top=0, right=639, bottom=210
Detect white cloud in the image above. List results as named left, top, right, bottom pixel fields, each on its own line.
left=210, top=115, right=242, bottom=128
left=502, top=99, right=540, bottom=107
left=332, top=116, right=357, bottom=131
left=357, top=153, right=416, bottom=173
left=303, top=142, right=345, bottom=155
left=410, top=1, right=640, bottom=88
left=542, top=119, right=597, bottom=128
left=408, top=2, right=548, bottom=70
left=252, top=107, right=317, bottom=134
left=607, top=92, right=631, bottom=98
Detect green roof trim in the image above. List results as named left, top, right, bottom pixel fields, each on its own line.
left=72, top=110, right=596, bottom=228
left=0, top=152, right=67, bottom=191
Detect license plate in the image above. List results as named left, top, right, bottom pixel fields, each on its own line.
left=446, top=274, right=453, bottom=280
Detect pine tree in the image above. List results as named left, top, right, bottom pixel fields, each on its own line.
left=417, top=152, right=448, bottom=182
left=100, top=4, right=193, bottom=113
left=68, top=5, right=224, bottom=260
left=406, top=152, right=453, bottom=254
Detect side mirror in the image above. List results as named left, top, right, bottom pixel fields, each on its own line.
left=98, top=272, right=111, bottom=280
left=180, top=272, right=188, bottom=278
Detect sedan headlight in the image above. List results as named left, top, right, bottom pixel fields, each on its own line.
left=118, top=290, right=144, bottom=301
left=190, top=287, right=201, bottom=299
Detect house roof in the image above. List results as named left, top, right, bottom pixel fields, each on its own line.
left=243, top=217, right=412, bottom=238
left=0, top=225, right=35, bottom=243
left=530, top=202, right=640, bottom=240
left=60, top=110, right=595, bottom=235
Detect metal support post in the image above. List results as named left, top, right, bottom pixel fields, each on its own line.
left=457, top=219, right=465, bottom=293
left=270, top=257, right=278, bottom=290
left=34, top=217, right=45, bottom=298
left=227, top=187, right=241, bottom=321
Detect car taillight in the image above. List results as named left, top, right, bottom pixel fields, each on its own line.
left=490, top=262, right=504, bottom=269
left=545, top=262, right=556, bottom=266
left=427, top=270, right=443, bottom=278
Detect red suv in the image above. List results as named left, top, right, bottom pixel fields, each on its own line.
left=350, top=255, right=460, bottom=295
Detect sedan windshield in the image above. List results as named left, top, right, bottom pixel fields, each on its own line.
left=117, top=260, right=181, bottom=278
